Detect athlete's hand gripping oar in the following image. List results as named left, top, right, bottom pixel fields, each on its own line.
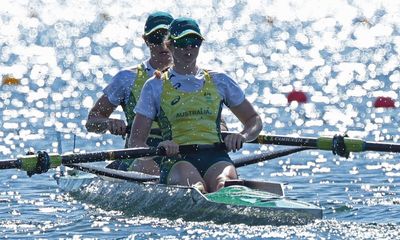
left=0, top=143, right=227, bottom=176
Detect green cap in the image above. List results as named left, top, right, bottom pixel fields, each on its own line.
left=168, top=17, right=204, bottom=40
left=144, top=11, right=174, bottom=36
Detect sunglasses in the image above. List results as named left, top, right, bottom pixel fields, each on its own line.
left=172, top=36, right=203, bottom=48
left=146, top=30, right=168, bottom=45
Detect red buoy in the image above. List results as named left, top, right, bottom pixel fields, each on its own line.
left=373, top=96, right=395, bottom=108
left=287, top=90, right=307, bottom=103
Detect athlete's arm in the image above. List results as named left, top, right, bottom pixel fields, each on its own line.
left=209, top=71, right=262, bottom=151
left=225, top=99, right=262, bottom=152
left=127, top=113, right=152, bottom=148
left=85, top=94, right=126, bottom=135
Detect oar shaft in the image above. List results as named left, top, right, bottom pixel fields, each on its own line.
left=253, top=135, right=318, bottom=147
left=0, top=159, right=21, bottom=169
left=221, top=132, right=318, bottom=147
left=14, top=143, right=227, bottom=172
left=364, top=142, right=400, bottom=152
left=59, top=143, right=225, bottom=165
left=66, top=163, right=159, bottom=182
left=17, top=147, right=159, bottom=172
left=223, top=131, right=400, bottom=153
left=233, top=147, right=311, bottom=168
left=256, top=135, right=368, bottom=152
left=60, top=147, right=158, bottom=164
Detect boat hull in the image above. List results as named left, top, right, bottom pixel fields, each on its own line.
left=57, top=169, right=322, bottom=225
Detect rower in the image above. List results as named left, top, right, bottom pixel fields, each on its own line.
left=85, top=12, right=174, bottom=173
left=128, top=17, right=262, bottom=193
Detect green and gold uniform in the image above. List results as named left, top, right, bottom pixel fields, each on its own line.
left=122, top=64, right=162, bottom=147
left=158, top=70, right=233, bottom=183
left=107, top=64, right=162, bottom=170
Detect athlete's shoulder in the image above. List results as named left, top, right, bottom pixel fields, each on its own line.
left=105, top=69, right=136, bottom=93
left=202, top=67, right=227, bottom=76
left=203, top=68, right=234, bottom=82
left=112, top=65, right=141, bottom=80
left=124, top=64, right=141, bottom=73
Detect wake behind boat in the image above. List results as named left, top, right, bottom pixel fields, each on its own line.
left=55, top=162, right=322, bottom=225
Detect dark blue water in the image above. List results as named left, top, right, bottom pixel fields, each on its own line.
left=1, top=0, right=400, bottom=239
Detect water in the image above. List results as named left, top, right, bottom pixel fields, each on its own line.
left=1, top=0, right=400, bottom=238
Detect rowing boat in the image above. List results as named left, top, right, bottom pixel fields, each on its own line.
left=3, top=134, right=400, bottom=225
left=55, top=162, right=323, bottom=225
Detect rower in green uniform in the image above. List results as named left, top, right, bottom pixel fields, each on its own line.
left=85, top=12, right=174, bottom=173
left=128, top=17, right=262, bottom=193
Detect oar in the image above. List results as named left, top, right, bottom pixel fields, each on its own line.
left=0, top=143, right=226, bottom=173
left=222, top=132, right=400, bottom=153
left=64, top=146, right=310, bottom=182
left=65, top=163, right=160, bottom=182
left=233, top=147, right=311, bottom=168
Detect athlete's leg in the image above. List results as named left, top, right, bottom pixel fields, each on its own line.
left=167, top=161, right=206, bottom=191
left=203, top=162, right=237, bottom=192
left=125, top=137, right=162, bottom=174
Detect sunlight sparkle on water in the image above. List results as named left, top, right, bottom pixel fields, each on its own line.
left=2, top=0, right=400, bottom=238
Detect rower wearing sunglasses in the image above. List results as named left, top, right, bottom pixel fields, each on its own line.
left=128, top=17, right=262, bottom=193
left=85, top=12, right=174, bottom=173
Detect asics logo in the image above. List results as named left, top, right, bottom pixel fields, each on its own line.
left=171, top=96, right=181, bottom=105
